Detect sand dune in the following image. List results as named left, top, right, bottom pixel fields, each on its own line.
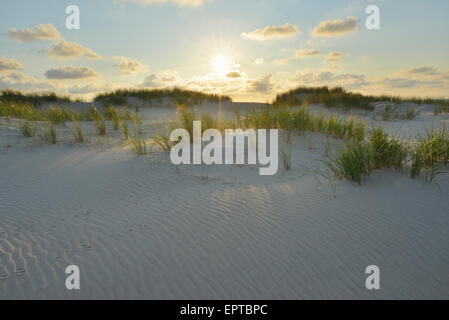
left=1, top=102, right=449, bottom=299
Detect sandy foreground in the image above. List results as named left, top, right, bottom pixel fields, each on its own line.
left=0, top=101, right=449, bottom=299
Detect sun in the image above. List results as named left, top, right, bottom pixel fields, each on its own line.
left=212, top=55, right=232, bottom=74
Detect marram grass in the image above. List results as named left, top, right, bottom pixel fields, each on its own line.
left=324, top=126, right=448, bottom=185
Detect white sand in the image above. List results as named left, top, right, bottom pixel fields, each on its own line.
left=0, top=102, right=449, bottom=299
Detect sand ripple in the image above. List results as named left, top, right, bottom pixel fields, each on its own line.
left=0, top=145, right=448, bottom=299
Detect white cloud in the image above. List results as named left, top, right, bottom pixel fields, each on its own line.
left=273, top=48, right=321, bottom=66
left=325, top=51, right=343, bottom=62
left=254, top=58, right=264, bottom=65
left=241, top=23, right=300, bottom=41
left=294, top=49, right=322, bottom=58
left=374, top=66, right=449, bottom=90
left=138, top=70, right=182, bottom=87
left=324, top=65, right=342, bottom=71
left=289, top=70, right=369, bottom=89
left=0, top=71, right=59, bottom=91
left=0, top=57, right=23, bottom=72
left=287, top=66, right=449, bottom=98
left=45, top=66, right=101, bottom=80
left=226, top=71, right=242, bottom=78
left=67, top=82, right=119, bottom=95
left=311, top=16, right=358, bottom=38
left=48, top=40, right=101, bottom=59
left=246, top=74, right=275, bottom=93
left=273, top=58, right=290, bottom=66
left=398, top=66, right=438, bottom=77
left=8, top=23, right=61, bottom=42
left=113, top=56, right=148, bottom=76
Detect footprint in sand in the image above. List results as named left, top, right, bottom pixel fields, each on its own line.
left=80, top=242, right=92, bottom=250
left=14, top=267, right=26, bottom=277
left=0, top=273, right=9, bottom=280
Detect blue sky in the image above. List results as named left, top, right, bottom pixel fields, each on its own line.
left=0, top=0, right=448, bottom=101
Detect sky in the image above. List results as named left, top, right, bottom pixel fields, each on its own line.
left=0, top=0, right=448, bottom=102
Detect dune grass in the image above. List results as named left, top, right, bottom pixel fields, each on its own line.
left=1, top=101, right=44, bottom=121
left=0, top=101, right=83, bottom=123
left=434, top=102, right=449, bottom=115
left=410, top=127, right=449, bottom=180
left=273, top=86, right=448, bottom=112
left=88, top=106, right=106, bottom=135
left=324, top=126, right=448, bottom=184
left=323, top=140, right=374, bottom=185
left=70, top=120, right=84, bottom=143
left=46, top=106, right=82, bottom=124
left=273, top=86, right=374, bottom=111
left=121, top=119, right=129, bottom=140
left=0, top=89, right=80, bottom=106
left=94, top=88, right=231, bottom=106
left=128, top=131, right=147, bottom=155
left=323, top=127, right=408, bottom=185
left=95, top=117, right=106, bottom=135
left=369, top=127, right=409, bottom=170
left=235, top=106, right=366, bottom=141
left=174, top=103, right=223, bottom=141
left=153, top=132, right=173, bottom=151
left=406, top=108, right=418, bottom=120
left=280, top=129, right=293, bottom=170
left=19, top=121, right=35, bottom=137
left=46, top=122, right=57, bottom=144
left=103, top=105, right=121, bottom=130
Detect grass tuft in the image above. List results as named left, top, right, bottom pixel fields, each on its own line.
left=47, top=121, right=57, bottom=144
left=71, top=120, right=84, bottom=143
left=129, top=131, right=147, bottom=155
left=19, top=121, right=35, bottom=137
left=369, top=127, right=408, bottom=169
left=410, top=127, right=449, bottom=180
left=434, top=102, right=449, bottom=115
left=324, top=141, right=373, bottom=185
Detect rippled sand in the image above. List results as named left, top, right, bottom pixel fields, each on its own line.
left=1, top=103, right=449, bottom=299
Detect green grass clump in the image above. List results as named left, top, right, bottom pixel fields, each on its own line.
left=46, top=106, right=82, bottom=124
left=95, top=117, right=106, bottom=135
left=47, top=122, right=57, bottom=144
left=324, top=126, right=448, bottom=184
left=382, top=104, right=399, bottom=121
left=121, top=120, right=129, bottom=140
left=103, top=105, right=121, bottom=130
left=273, top=86, right=448, bottom=112
left=410, top=127, right=449, bottom=179
left=176, top=104, right=196, bottom=142
left=434, top=102, right=449, bottom=115
left=153, top=132, right=173, bottom=151
left=101, top=95, right=127, bottom=106
left=89, top=106, right=102, bottom=121
left=292, top=107, right=314, bottom=131
left=19, top=121, right=35, bottom=137
left=324, top=141, right=374, bottom=185
left=88, top=106, right=106, bottom=135
left=0, top=101, right=84, bottom=123
left=0, top=89, right=77, bottom=106
left=369, top=127, right=409, bottom=169
left=71, top=120, right=84, bottom=143
left=273, top=86, right=374, bottom=111
left=94, top=88, right=231, bottom=106
left=233, top=106, right=366, bottom=141
left=0, top=102, right=44, bottom=121
left=129, top=131, right=147, bottom=155
left=119, top=108, right=136, bottom=121
left=324, top=127, right=408, bottom=185
left=405, top=108, right=418, bottom=120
